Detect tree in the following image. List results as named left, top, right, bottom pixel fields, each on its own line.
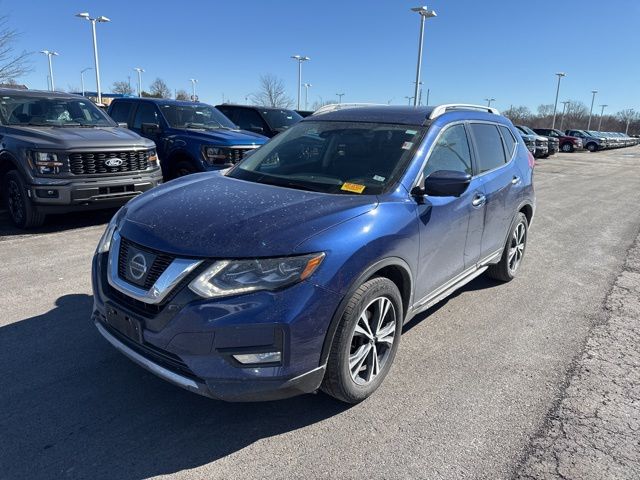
left=249, top=74, right=294, bottom=108
left=503, top=105, right=532, bottom=125
left=0, top=13, right=32, bottom=83
left=536, top=104, right=554, bottom=117
left=112, top=80, right=134, bottom=95
left=175, top=89, right=190, bottom=101
left=148, top=77, right=171, bottom=98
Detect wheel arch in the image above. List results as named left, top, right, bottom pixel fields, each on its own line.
left=319, top=257, right=413, bottom=366
left=0, top=152, right=21, bottom=198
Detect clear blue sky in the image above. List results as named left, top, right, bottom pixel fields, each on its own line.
left=6, top=0, right=639, bottom=114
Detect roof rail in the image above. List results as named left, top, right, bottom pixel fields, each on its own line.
left=429, top=104, right=500, bottom=120
left=312, top=103, right=386, bottom=116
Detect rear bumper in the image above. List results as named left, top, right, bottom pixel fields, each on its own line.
left=28, top=170, right=162, bottom=213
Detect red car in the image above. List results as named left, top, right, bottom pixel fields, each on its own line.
left=533, top=128, right=584, bottom=152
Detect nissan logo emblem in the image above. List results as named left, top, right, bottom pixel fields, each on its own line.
left=105, top=158, right=124, bottom=167
left=129, top=253, right=148, bottom=280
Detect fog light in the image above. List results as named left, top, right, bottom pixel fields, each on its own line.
left=233, top=351, right=281, bottom=365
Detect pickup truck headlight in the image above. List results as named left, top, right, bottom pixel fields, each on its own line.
left=189, top=253, right=325, bottom=299
left=96, top=215, right=118, bottom=254
left=29, top=151, right=64, bottom=175
left=202, top=145, right=229, bottom=165
left=148, top=149, right=159, bottom=169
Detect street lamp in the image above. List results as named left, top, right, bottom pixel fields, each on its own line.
left=303, top=83, right=312, bottom=110
left=190, top=78, right=198, bottom=101
left=40, top=50, right=59, bottom=91
left=75, top=12, right=111, bottom=105
left=598, top=104, right=608, bottom=131
left=411, top=6, right=437, bottom=107
left=587, top=90, right=598, bottom=130
left=336, top=93, right=345, bottom=103
left=485, top=98, right=495, bottom=107
left=291, top=55, right=310, bottom=110
left=404, top=96, right=415, bottom=105
left=551, top=72, right=566, bottom=129
left=560, top=101, right=570, bottom=130
left=80, top=67, right=92, bottom=97
left=133, top=67, right=144, bottom=97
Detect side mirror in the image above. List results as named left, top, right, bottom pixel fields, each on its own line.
left=141, top=122, right=160, bottom=135
left=248, top=126, right=265, bottom=134
left=412, top=170, right=472, bottom=198
left=117, top=122, right=128, bottom=128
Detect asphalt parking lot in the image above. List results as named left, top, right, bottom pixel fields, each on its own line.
left=1, top=147, right=639, bottom=479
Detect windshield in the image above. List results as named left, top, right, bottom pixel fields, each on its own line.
left=260, top=109, right=302, bottom=130
left=227, top=121, right=424, bottom=195
left=518, top=125, right=536, bottom=136
left=0, top=94, right=115, bottom=127
left=159, top=103, right=237, bottom=130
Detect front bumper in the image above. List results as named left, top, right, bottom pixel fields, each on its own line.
left=534, top=146, right=549, bottom=157
left=91, top=252, right=340, bottom=401
left=27, top=169, right=163, bottom=213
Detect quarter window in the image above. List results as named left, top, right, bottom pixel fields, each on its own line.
left=423, top=124, right=472, bottom=177
left=469, top=123, right=507, bottom=174
left=499, top=125, right=516, bottom=159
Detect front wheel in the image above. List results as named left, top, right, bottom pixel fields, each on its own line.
left=586, top=143, right=598, bottom=152
left=322, top=277, right=403, bottom=403
left=2, top=170, right=45, bottom=229
left=561, top=143, right=573, bottom=153
left=486, top=212, right=528, bottom=282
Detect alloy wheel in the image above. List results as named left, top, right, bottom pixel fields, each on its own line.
left=508, top=222, right=526, bottom=273
left=7, top=179, right=25, bottom=225
left=349, top=296, right=397, bottom=386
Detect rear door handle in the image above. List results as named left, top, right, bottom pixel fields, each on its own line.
left=472, top=194, right=486, bottom=207
left=511, top=176, right=521, bottom=185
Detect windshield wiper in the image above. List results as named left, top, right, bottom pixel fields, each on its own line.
left=256, top=176, right=325, bottom=192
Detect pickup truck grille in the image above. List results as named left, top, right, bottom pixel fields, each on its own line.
left=69, top=150, right=149, bottom=175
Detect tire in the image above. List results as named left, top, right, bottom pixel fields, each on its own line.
left=173, top=161, right=198, bottom=179
left=322, top=277, right=403, bottom=404
left=486, top=212, right=528, bottom=282
left=561, top=143, right=573, bottom=153
left=2, top=170, right=45, bottom=229
left=586, top=142, right=598, bottom=152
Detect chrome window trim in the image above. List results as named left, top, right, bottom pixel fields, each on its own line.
left=107, top=231, right=203, bottom=305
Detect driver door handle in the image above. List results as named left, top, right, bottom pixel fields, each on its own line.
left=472, top=194, right=486, bottom=207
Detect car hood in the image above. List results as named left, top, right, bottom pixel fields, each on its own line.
left=118, top=173, right=378, bottom=258
left=534, top=135, right=548, bottom=142
left=4, top=125, right=154, bottom=149
left=166, top=127, right=268, bottom=146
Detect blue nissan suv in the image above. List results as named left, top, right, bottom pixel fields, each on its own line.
left=92, top=104, right=535, bottom=403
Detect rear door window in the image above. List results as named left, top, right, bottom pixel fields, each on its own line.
left=109, top=102, right=133, bottom=124
left=234, top=108, right=268, bottom=132
left=469, top=123, right=507, bottom=174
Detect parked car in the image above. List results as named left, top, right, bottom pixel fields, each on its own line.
left=108, top=98, right=268, bottom=178
left=533, top=128, right=583, bottom=152
left=516, top=125, right=548, bottom=158
left=216, top=104, right=302, bottom=138
left=92, top=103, right=535, bottom=403
left=0, top=89, right=162, bottom=228
left=565, top=129, right=607, bottom=152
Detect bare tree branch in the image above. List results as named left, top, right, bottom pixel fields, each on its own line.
left=0, top=13, right=33, bottom=83
left=250, top=74, right=294, bottom=108
left=112, top=80, right=134, bottom=95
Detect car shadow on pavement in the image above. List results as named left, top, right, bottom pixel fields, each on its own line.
left=0, top=209, right=117, bottom=238
left=0, top=294, right=350, bottom=480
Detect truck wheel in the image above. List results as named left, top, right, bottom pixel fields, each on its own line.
left=2, top=170, right=45, bottom=229
left=322, top=277, right=403, bottom=404
left=174, top=161, right=197, bottom=178
left=561, top=143, right=573, bottom=152
left=486, top=212, right=528, bottom=282
left=586, top=142, right=598, bottom=152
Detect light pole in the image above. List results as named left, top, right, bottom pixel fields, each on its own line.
left=190, top=78, right=198, bottom=101
left=134, top=67, right=144, bottom=97
left=425, top=88, right=430, bottom=105
left=75, top=12, right=110, bottom=105
left=336, top=93, right=345, bottom=103
left=290, top=55, right=310, bottom=110
left=598, top=104, right=608, bottom=131
left=587, top=90, right=598, bottom=130
left=80, top=67, right=92, bottom=97
left=485, top=98, right=495, bottom=107
left=303, top=83, right=312, bottom=110
left=551, top=72, right=566, bottom=129
left=411, top=6, right=437, bottom=107
left=40, top=50, right=59, bottom=91
left=404, top=96, right=414, bottom=105
left=560, top=101, right=570, bottom=130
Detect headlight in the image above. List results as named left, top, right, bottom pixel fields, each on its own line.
left=29, top=151, right=63, bottom=175
left=96, top=214, right=118, bottom=254
left=189, top=253, right=325, bottom=298
left=202, top=145, right=229, bottom=165
left=148, top=149, right=159, bottom=168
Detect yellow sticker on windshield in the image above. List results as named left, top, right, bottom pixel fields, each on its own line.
left=341, top=182, right=366, bottom=194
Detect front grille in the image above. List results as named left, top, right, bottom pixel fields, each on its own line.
left=118, top=237, right=174, bottom=289
left=228, top=147, right=254, bottom=163
left=101, top=321, right=199, bottom=380
left=69, top=150, right=149, bottom=175
left=535, top=140, right=545, bottom=146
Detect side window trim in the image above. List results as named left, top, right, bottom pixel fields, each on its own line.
left=498, top=125, right=517, bottom=162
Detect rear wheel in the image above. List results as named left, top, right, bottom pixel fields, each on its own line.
left=2, top=170, right=45, bottom=229
left=586, top=142, right=598, bottom=152
left=173, top=161, right=198, bottom=179
left=486, top=212, right=528, bottom=282
left=322, top=277, right=403, bottom=403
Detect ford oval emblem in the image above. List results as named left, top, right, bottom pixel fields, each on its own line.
left=105, top=158, right=124, bottom=167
